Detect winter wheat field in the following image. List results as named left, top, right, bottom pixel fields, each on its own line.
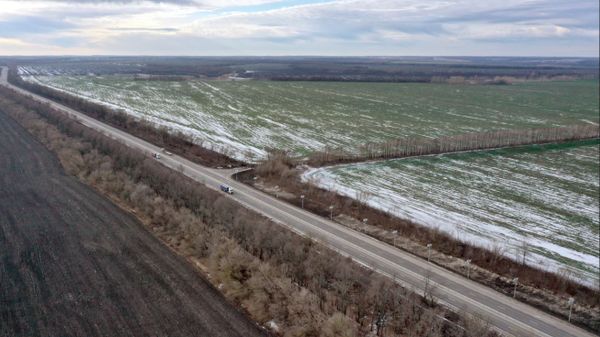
left=20, top=67, right=599, bottom=161
left=304, top=141, right=600, bottom=284
left=20, top=68, right=600, bottom=284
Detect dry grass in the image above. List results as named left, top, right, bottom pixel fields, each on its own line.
left=248, top=152, right=600, bottom=332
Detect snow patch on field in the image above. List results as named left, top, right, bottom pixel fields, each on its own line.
left=302, top=145, right=600, bottom=285
left=19, top=70, right=599, bottom=284
left=20, top=72, right=599, bottom=163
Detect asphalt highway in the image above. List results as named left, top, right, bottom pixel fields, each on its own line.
left=1, top=66, right=595, bottom=337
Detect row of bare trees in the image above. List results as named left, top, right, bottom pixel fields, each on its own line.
left=308, top=125, right=600, bottom=166
left=0, top=86, right=498, bottom=337
left=252, top=150, right=600, bottom=331
left=7, top=66, right=240, bottom=168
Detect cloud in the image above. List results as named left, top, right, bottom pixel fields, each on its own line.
left=0, top=0, right=598, bottom=56
left=0, top=37, right=30, bottom=46
left=179, top=0, right=599, bottom=44
left=447, top=23, right=569, bottom=40
left=0, top=36, right=95, bottom=54
left=7, top=0, right=283, bottom=7
left=47, top=0, right=199, bottom=3
left=0, top=16, right=75, bottom=37
left=108, top=27, right=179, bottom=32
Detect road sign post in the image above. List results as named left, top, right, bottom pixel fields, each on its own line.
left=427, top=243, right=432, bottom=262
left=466, top=259, right=472, bottom=279
left=568, top=297, right=575, bottom=322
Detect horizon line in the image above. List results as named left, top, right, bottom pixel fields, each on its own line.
left=1, top=54, right=599, bottom=59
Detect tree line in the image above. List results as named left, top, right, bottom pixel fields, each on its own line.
left=251, top=150, right=600, bottom=331
left=7, top=67, right=241, bottom=168
left=308, top=125, right=600, bottom=166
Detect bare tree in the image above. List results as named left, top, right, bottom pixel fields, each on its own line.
left=355, top=190, right=373, bottom=209
left=423, top=270, right=438, bottom=307
left=321, top=313, right=357, bottom=337
left=462, top=312, right=493, bottom=337
left=516, top=240, right=530, bottom=266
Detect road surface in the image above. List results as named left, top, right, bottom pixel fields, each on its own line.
left=1, top=66, right=595, bottom=337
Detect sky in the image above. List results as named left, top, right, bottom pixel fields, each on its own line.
left=0, top=0, right=598, bottom=56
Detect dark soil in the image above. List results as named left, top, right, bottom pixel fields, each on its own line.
left=0, top=110, right=266, bottom=337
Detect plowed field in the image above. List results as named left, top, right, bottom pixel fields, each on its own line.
left=0, top=110, right=265, bottom=337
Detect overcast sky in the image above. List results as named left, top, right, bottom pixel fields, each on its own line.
left=0, top=0, right=598, bottom=56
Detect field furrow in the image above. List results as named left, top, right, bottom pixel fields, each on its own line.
left=303, top=142, right=600, bottom=284
left=23, top=72, right=599, bottom=161
left=21, top=70, right=600, bottom=284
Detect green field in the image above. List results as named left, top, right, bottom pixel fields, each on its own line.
left=23, top=71, right=599, bottom=161
left=303, top=141, right=600, bottom=284
left=23, top=71, right=600, bottom=283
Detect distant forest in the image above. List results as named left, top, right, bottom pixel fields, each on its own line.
left=4, top=56, right=599, bottom=83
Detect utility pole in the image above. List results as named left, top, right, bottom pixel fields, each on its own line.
left=466, top=259, right=471, bottom=279
left=427, top=243, right=432, bottom=262
left=568, top=297, right=575, bottom=322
